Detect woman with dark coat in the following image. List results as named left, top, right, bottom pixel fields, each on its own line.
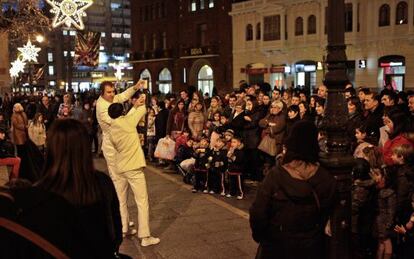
left=36, top=119, right=123, bottom=258
left=166, top=99, right=187, bottom=140
left=250, top=120, right=337, bottom=259
left=285, top=105, right=300, bottom=138
left=243, top=98, right=263, bottom=180
left=347, top=97, right=364, bottom=150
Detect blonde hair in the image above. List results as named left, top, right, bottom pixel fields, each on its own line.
left=392, top=144, right=414, bottom=162
left=362, top=145, right=383, bottom=169
left=271, top=100, right=284, bottom=110
left=13, top=103, right=23, bottom=113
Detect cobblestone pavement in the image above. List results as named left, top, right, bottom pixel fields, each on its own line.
left=93, top=158, right=258, bottom=259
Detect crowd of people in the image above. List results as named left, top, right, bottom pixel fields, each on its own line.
left=0, top=79, right=413, bottom=258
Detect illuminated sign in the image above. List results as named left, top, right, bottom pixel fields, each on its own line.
left=359, top=59, right=367, bottom=69
left=380, top=62, right=404, bottom=67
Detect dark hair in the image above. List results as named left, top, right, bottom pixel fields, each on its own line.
left=348, top=96, right=362, bottom=114
left=382, top=89, right=398, bottom=104
left=386, top=107, right=409, bottom=139
left=352, top=158, right=371, bottom=181
left=358, top=87, right=370, bottom=95
left=108, top=103, right=124, bottom=119
left=100, top=81, right=114, bottom=96
left=283, top=120, right=319, bottom=164
left=36, top=119, right=99, bottom=207
left=345, top=87, right=356, bottom=97
left=288, top=104, right=299, bottom=113
left=314, top=96, right=326, bottom=107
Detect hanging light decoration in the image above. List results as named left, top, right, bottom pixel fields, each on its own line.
left=46, top=0, right=93, bottom=30
left=18, top=39, right=41, bottom=62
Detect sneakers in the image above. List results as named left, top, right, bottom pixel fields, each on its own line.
left=191, top=188, right=197, bottom=193
left=225, top=194, right=232, bottom=198
left=220, top=191, right=225, bottom=196
left=209, top=190, right=215, bottom=194
left=237, top=194, right=244, bottom=200
left=203, top=189, right=208, bottom=194
left=122, top=228, right=137, bottom=238
left=129, top=221, right=135, bottom=227
left=141, top=236, right=160, bottom=247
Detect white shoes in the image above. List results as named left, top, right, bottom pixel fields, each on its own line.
left=141, top=236, right=161, bottom=247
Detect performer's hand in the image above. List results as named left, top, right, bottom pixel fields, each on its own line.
left=134, top=94, right=146, bottom=107
left=133, top=79, right=146, bottom=91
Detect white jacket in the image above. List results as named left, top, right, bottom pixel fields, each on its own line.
left=109, top=106, right=147, bottom=173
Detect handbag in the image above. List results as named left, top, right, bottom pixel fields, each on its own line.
left=258, top=134, right=277, bottom=156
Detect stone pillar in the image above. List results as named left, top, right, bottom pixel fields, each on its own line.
left=0, top=32, right=11, bottom=95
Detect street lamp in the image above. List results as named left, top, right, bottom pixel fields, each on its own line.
left=35, top=34, right=45, bottom=43
left=321, top=0, right=353, bottom=259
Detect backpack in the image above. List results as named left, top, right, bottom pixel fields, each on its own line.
left=268, top=169, right=324, bottom=237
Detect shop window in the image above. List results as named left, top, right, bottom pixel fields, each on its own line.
left=198, top=65, right=214, bottom=97
left=246, top=24, right=253, bottom=41
left=307, top=15, right=316, bottom=34
left=256, top=23, right=261, bottom=40
left=396, top=1, right=408, bottom=25
left=295, top=17, right=303, bottom=36
left=379, top=4, right=390, bottom=27
left=264, top=15, right=281, bottom=41
left=158, top=68, right=172, bottom=94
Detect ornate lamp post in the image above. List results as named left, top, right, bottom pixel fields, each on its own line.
left=320, top=0, right=353, bottom=258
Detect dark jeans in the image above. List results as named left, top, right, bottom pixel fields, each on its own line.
left=245, top=148, right=261, bottom=180
left=207, top=168, right=222, bottom=193
left=91, top=131, right=98, bottom=153
left=193, top=169, right=207, bottom=191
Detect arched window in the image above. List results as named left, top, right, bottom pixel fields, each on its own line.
left=307, top=15, right=316, bottom=34
left=256, top=23, right=261, bottom=40
left=140, top=69, right=152, bottom=93
left=158, top=68, right=172, bottom=94
left=198, top=65, right=214, bottom=97
left=295, top=17, right=304, bottom=36
left=190, top=0, right=197, bottom=12
left=379, top=4, right=390, bottom=26
left=246, top=24, right=253, bottom=41
left=396, top=1, right=408, bottom=24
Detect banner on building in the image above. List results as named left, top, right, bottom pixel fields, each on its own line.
left=74, top=31, right=101, bottom=67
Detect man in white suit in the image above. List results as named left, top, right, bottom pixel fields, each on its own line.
left=108, top=93, right=160, bottom=247
left=96, top=80, right=144, bottom=236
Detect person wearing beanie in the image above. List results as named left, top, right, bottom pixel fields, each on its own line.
left=250, top=120, right=337, bottom=259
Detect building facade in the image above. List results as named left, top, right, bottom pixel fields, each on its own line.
left=2, top=0, right=133, bottom=93
left=130, top=0, right=233, bottom=95
left=231, top=0, right=414, bottom=92
left=46, top=0, right=133, bottom=92
left=0, top=32, right=10, bottom=94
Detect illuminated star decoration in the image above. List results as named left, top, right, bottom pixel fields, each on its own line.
left=10, top=58, right=26, bottom=77
left=46, top=0, right=93, bottom=30
left=18, top=40, right=41, bottom=63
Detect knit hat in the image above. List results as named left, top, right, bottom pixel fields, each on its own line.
left=284, top=120, right=319, bottom=163
left=224, top=129, right=234, bottom=137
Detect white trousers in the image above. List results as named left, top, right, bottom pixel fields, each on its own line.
left=102, top=136, right=150, bottom=237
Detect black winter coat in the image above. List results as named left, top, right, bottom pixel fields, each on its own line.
left=0, top=139, right=15, bottom=158
left=250, top=164, right=337, bottom=259
left=193, top=147, right=210, bottom=171
left=364, top=105, right=384, bottom=144
left=243, top=110, right=262, bottom=149
left=227, top=146, right=245, bottom=173
left=207, top=147, right=227, bottom=172
left=155, top=108, right=169, bottom=140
